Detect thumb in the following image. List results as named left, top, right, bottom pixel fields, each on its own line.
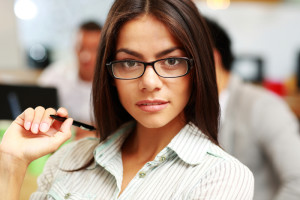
left=60, top=118, right=73, bottom=135
left=50, top=118, right=73, bottom=150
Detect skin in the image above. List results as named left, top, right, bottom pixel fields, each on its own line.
left=0, top=107, right=73, bottom=200
left=115, top=14, right=192, bottom=194
left=0, top=14, right=192, bottom=198
left=213, top=49, right=230, bottom=93
left=76, top=29, right=101, bottom=82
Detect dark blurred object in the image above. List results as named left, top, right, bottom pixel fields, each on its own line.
left=27, top=44, right=51, bottom=69
left=232, top=55, right=264, bottom=84
left=0, top=84, right=58, bottom=120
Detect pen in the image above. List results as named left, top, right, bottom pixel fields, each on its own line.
left=50, top=115, right=96, bottom=131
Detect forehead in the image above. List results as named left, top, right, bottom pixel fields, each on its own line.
left=77, top=30, right=101, bottom=44
left=116, top=14, right=182, bottom=56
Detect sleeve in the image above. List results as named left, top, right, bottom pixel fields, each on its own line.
left=188, top=160, right=254, bottom=200
left=252, top=92, right=300, bottom=200
left=29, top=142, right=76, bottom=200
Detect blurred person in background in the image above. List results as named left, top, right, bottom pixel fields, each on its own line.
left=38, top=21, right=101, bottom=139
left=205, top=17, right=300, bottom=200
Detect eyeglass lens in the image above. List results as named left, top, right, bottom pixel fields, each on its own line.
left=111, top=58, right=189, bottom=79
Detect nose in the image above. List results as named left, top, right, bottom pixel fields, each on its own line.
left=138, top=65, right=163, bottom=92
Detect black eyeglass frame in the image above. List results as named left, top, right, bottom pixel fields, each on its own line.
left=106, top=57, right=194, bottom=80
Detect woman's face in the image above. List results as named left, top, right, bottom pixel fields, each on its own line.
left=114, top=14, right=192, bottom=129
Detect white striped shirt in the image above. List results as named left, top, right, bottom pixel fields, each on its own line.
left=31, top=122, right=254, bottom=200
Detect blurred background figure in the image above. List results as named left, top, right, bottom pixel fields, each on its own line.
left=38, top=21, right=101, bottom=122
left=205, top=17, right=300, bottom=200
left=38, top=21, right=102, bottom=139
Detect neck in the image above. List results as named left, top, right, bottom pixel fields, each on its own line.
left=122, top=118, right=185, bottom=162
left=216, top=68, right=231, bottom=94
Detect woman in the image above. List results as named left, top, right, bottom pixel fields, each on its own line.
left=0, top=0, right=254, bottom=199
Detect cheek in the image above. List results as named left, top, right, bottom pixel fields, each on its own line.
left=114, top=80, right=123, bottom=99
left=177, top=76, right=192, bottom=103
left=187, top=79, right=192, bottom=98
left=115, top=80, right=133, bottom=108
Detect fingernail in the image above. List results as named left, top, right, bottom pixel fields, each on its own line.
left=24, top=122, right=31, bottom=130
left=32, top=123, right=39, bottom=134
left=40, top=123, right=49, bottom=132
left=57, top=108, right=63, bottom=113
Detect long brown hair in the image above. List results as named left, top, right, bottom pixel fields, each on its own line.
left=92, top=0, right=220, bottom=144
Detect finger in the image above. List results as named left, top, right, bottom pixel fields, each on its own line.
left=51, top=107, right=69, bottom=130
left=31, top=106, right=45, bottom=134
left=50, top=118, right=73, bottom=151
left=23, top=107, right=35, bottom=131
left=56, top=107, right=68, bottom=118
left=39, top=108, right=56, bottom=133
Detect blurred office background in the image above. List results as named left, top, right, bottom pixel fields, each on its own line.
left=1, top=0, right=300, bottom=85
left=0, top=0, right=300, bottom=199
left=1, top=0, right=300, bottom=90
left=0, top=0, right=114, bottom=84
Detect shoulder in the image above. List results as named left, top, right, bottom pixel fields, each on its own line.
left=231, top=80, right=295, bottom=121
left=215, top=143, right=252, bottom=166
left=189, top=144, right=254, bottom=199
left=235, top=80, right=286, bottom=108
left=240, top=84, right=297, bottom=124
left=229, top=75, right=279, bottom=104
left=206, top=144, right=254, bottom=177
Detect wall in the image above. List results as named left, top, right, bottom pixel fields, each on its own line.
left=197, top=2, right=300, bottom=81
left=1, top=0, right=300, bottom=82
left=16, top=0, right=115, bottom=63
left=0, top=0, right=24, bottom=69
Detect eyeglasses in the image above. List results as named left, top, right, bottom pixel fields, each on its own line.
left=106, top=57, right=193, bottom=80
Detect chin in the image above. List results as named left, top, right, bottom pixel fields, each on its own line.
left=136, top=118, right=169, bottom=129
left=132, top=110, right=186, bottom=130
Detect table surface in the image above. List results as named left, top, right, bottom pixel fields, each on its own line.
left=0, top=68, right=42, bottom=85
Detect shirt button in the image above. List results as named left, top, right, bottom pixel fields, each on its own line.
left=160, top=156, right=166, bottom=162
left=139, top=172, right=146, bottom=178
left=64, top=193, right=71, bottom=199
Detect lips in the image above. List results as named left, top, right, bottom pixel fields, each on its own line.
left=136, top=100, right=169, bottom=112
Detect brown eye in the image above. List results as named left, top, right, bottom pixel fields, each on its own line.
left=120, top=61, right=138, bottom=68
left=165, top=58, right=179, bottom=66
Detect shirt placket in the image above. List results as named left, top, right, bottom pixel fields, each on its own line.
left=118, top=148, right=172, bottom=199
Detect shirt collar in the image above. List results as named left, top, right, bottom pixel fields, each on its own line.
left=94, top=121, right=213, bottom=167
left=58, top=138, right=100, bottom=171
left=94, top=121, right=135, bottom=167
left=167, top=122, right=212, bottom=165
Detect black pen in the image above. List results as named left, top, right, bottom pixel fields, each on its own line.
left=50, top=115, right=96, bottom=131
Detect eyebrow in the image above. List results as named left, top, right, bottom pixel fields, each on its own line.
left=155, top=47, right=183, bottom=58
left=115, top=47, right=184, bottom=59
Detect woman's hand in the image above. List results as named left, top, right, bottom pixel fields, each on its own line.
left=0, top=106, right=73, bottom=165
